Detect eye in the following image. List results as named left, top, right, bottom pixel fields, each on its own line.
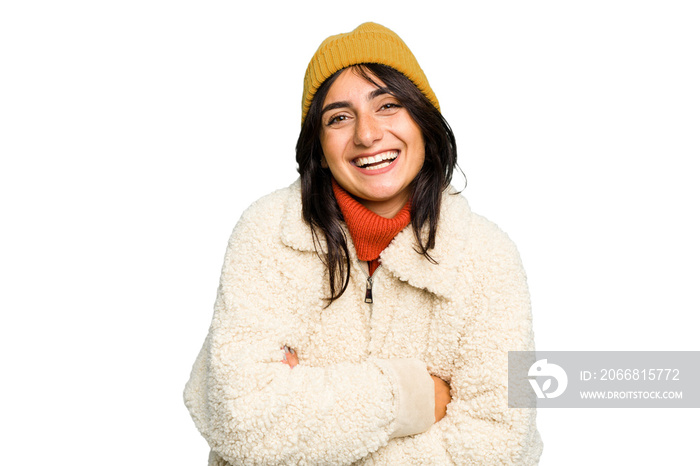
left=380, top=102, right=402, bottom=111
left=326, top=114, right=349, bottom=126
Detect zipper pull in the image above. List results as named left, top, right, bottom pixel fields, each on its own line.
left=365, top=276, right=373, bottom=303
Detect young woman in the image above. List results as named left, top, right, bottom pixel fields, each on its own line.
left=185, top=22, right=542, bottom=465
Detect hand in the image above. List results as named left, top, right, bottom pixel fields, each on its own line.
left=281, top=346, right=298, bottom=368
left=432, top=375, right=451, bottom=423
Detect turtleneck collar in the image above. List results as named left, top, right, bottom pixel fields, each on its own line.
left=331, top=177, right=412, bottom=267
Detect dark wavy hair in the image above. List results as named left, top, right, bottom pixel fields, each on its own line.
left=295, top=63, right=457, bottom=304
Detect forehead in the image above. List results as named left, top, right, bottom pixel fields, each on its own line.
left=322, top=68, right=388, bottom=106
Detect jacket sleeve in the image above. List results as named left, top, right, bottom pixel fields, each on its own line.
left=362, top=217, right=543, bottom=465
left=183, top=196, right=435, bottom=465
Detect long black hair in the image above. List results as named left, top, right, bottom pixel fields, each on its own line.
left=295, top=63, right=457, bottom=304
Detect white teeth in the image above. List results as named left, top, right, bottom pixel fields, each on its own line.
left=354, top=151, right=399, bottom=168
left=365, top=161, right=392, bottom=170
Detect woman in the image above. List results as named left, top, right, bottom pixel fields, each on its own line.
left=185, top=22, right=542, bottom=465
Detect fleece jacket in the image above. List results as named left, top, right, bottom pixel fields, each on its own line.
left=184, top=179, right=543, bottom=465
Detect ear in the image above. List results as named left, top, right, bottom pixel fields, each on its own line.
left=320, top=154, right=328, bottom=168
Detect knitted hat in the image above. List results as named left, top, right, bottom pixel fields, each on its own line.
left=301, top=22, right=440, bottom=124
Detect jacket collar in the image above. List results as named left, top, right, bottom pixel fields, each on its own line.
left=280, top=179, right=471, bottom=300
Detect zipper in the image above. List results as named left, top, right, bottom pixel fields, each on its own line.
left=361, top=261, right=381, bottom=304
left=365, top=275, right=374, bottom=303
left=360, top=261, right=381, bottom=356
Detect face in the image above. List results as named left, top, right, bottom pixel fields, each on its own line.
left=319, top=68, right=425, bottom=218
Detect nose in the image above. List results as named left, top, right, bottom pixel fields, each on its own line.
left=353, top=113, right=383, bottom=147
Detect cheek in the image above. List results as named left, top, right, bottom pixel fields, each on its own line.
left=319, top=130, right=334, bottom=155
left=410, top=138, right=426, bottom=176
left=406, top=124, right=426, bottom=166
left=319, top=132, right=346, bottom=165
left=395, top=115, right=424, bottom=147
left=319, top=133, right=333, bottom=163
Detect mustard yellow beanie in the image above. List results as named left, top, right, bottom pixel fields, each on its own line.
left=301, top=22, right=440, bottom=124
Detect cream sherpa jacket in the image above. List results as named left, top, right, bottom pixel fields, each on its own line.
left=184, top=179, right=543, bottom=465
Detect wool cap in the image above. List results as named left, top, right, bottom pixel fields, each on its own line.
left=301, top=22, right=440, bottom=125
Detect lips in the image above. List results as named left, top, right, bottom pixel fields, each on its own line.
left=352, top=150, right=399, bottom=171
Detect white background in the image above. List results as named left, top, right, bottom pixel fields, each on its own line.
left=1, top=1, right=698, bottom=464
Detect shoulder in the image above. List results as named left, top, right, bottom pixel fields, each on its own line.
left=440, top=189, right=518, bottom=251
left=236, top=180, right=300, bottom=227
left=228, top=179, right=301, bottom=243
left=440, top=189, right=524, bottom=273
left=219, top=180, right=309, bottom=283
left=469, top=212, right=521, bottom=262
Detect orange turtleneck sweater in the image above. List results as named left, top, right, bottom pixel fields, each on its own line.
left=331, top=178, right=411, bottom=276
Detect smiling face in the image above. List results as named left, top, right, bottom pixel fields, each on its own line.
left=319, top=67, right=425, bottom=218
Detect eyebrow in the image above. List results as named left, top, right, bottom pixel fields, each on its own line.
left=320, top=87, right=392, bottom=116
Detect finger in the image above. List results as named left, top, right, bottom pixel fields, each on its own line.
left=284, top=346, right=298, bottom=368
left=282, top=346, right=299, bottom=368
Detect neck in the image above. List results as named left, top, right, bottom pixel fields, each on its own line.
left=331, top=177, right=412, bottom=262
left=356, top=191, right=410, bottom=219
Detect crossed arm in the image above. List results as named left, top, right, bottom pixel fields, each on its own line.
left=282, top=346, right=452, bottom=423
